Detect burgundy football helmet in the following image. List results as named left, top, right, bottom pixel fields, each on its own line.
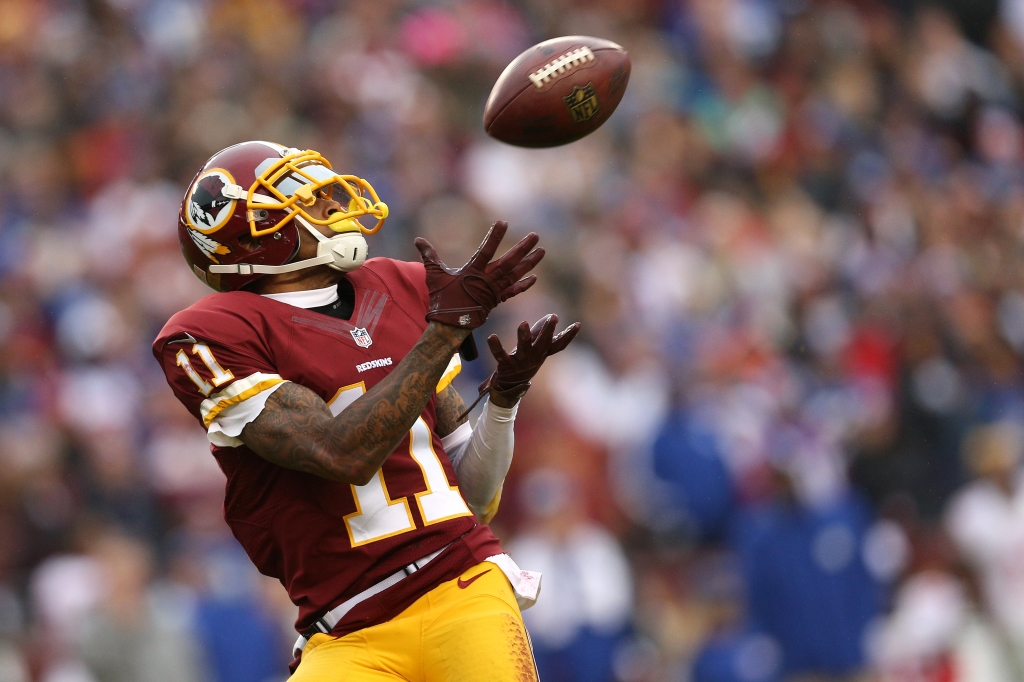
left=178, top=141, right=389, bottom=292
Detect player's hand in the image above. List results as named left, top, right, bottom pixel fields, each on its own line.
left=414, top=221, right=543, bottom=329
left=483, top=314, right=581, bottom=406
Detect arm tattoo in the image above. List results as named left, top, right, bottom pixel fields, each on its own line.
left=435, top=385, right=469, bottom=438
left=240, top=322, right=470, bottom=484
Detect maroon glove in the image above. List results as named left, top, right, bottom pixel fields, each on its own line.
left=414, top=221, right=544, bottom=328
left=482, top=314, right=581, bottom=404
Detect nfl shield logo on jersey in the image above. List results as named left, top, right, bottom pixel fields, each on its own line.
left=350, top=327, right=373, bottom=348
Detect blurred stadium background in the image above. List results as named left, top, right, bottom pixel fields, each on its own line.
left=5, top=0, right=1024, bottom=680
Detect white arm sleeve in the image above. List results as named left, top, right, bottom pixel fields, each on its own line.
left=441, top=399, right=518, bottom=517
left=440, top=422, right=473, bottom=468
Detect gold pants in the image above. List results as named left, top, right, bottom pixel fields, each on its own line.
left=290, top=562, right=539, bottom=682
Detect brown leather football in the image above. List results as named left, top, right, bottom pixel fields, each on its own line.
left=483, top=36, right=630, bottom=148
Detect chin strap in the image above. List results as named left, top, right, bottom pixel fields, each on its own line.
left=210, top=214, right=366, bottom=275
left=209, top=254, right=334, bottom=275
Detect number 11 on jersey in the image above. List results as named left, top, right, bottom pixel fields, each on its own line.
left=328, top=383, right=471, bottom=547
left=176, top=342, right=235, bottom=396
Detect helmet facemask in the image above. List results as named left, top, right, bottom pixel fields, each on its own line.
left=208, top=148, right=388, bottom=277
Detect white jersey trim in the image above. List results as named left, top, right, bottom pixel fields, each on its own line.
left=200, top=371, right=286, bottom=427
left=207, top=381, right=288, bottom=447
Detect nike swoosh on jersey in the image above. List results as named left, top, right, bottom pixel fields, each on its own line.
left=457, top=569, right=492, bottom=589
left=167, top=332, right=198, bottom=346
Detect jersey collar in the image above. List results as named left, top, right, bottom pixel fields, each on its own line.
left=261, top=284, right=339, bottom=309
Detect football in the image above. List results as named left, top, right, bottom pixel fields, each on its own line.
left=483, top=36, right=630, bottom=148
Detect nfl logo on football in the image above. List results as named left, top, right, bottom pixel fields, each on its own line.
left=350, top=327, right=373, bottom=348
left=563, top=82, right=600, bottom=124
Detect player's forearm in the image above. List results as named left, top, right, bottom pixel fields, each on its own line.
left=435, top=384, right=470, bottom=437
left=338, top=322, right=470, bottom=478
left=241, top=322, right=469, bottom=484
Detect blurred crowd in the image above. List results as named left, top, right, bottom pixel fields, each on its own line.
left=5, top=0, right=1024, bottom=680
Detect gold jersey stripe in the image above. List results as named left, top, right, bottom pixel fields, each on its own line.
left=200, top=372, right=285, bottom=428
left=436, top=354, right=462, bottom=394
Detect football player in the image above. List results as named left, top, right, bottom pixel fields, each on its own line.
left=153, top=141, right=579, bottom=681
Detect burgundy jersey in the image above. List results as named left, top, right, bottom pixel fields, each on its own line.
left=153, top=258, right=502, bottom=635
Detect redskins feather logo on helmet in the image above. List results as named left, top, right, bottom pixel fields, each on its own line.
left=187, top=171, right=236, bottom=232
left=177, top=141, right=389, bottom=292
